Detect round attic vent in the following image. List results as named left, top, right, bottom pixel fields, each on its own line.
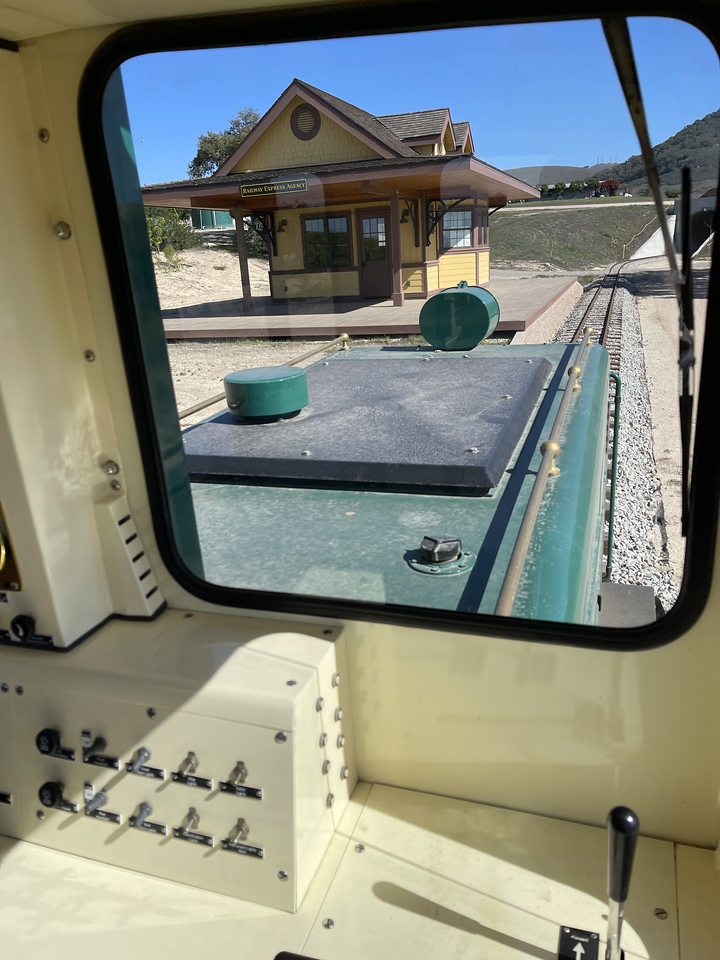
left=291, top=103, right=321, bottom=141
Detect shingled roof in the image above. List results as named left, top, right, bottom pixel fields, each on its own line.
left=452, top=122, right=470, bottom=145
left=296, top=80, right=419, bottom=158
left=378, top=108, right=452, bottom=142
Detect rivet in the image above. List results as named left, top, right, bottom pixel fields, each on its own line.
left=275, top=731, right=288, bottom=743
left=466, top=447, right=479, bottom=453
left=337, top=734, right=345, bottom=748
left=84, top=350, right=95, bottom=362
left=102, top=460, right=120, bottom=475
left=38, top=128, right=50, bottom=142
left=0, top=683, right=8, bottom=693
left=110, top=480, right=122, bottom=491
left=15, top=685, right=23, bottom=695
left=277, top=871, right=289, bottom=882
left=332, top=673, right=340, bottom=687
left=322, top=760, right=331, bottom=775
left=316, top=697, right=325, bottom=711
left=319, top=733, right=328, bottom=747
left=654, top=908, right=668, bottom=920
left=286, top=679, right=297, bottom=686
left=146, top=708, right=156, bottom=718
left=334, top=708, right=343, bottom=721
left=53, top=221, right=72, bottom=240
left=36, top=810, right=45, bottom=820
left=322, top=919, right=334, bottom=929
left=341, top=766, right=349, bottom=780
left=301, top=450, right=312, bottom=457
left=326, top=793, right=335, bottom=808
left=502, top=394, right=513, bottom=400
left=355, top=844, right=365, bottom=853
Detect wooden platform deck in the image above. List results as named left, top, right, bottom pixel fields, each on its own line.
left=162, top=276, right=582, bottom=341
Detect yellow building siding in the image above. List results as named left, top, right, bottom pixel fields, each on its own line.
left=402, top=267, right=424, bottom=294
left=232, top=97, right=381, bottom=172
left=426, top=263, right=439, bottom=292
left=478, top=250, right=490, bottom=284
left=271, top=271, right=359, bottom=299
left=439, top=253, right=477, bottom=288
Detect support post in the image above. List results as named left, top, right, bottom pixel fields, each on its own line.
left=391, top=193, right=404, bottom=307
left=233, top=205, right=254, bottom=312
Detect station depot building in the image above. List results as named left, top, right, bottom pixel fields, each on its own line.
left=143, top=79, right=539, bottom=308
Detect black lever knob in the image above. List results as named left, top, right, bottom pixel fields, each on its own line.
left=607, top=805, right=639, bottom=903
left=38, top=781, right=64, bottom=808
left=10, top=614, right=36, bottom=641
left=36, top=729, right=61, bottom=755
left=83, top=736, right=107, bottom=761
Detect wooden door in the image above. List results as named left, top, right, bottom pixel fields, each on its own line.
left=358, top=211, right=392, bottom=298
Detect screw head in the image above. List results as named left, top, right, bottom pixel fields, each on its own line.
left=275, top=731, right=288, bottom=743
left=334, top=708, right=343, bottom=721
left=286, top=680, right=297, bottom=686
left=146, top=708, right=156, bottom=718
left=36, top=810, right=45, bottom=820
left=337, top=734, right=346, bottom=748
left=341, top=766, right=349, bottom=780
left=654, top=908, right=668, bottom=920
left=53, top=221, right=72, bottom=240
left=277, top=871, right=289, bottom=882
left=319, top=733, right=328, bottom=747
left=332, top=673, right=340, bottom=687
left=110, top=480, right=122, bottom=491
left=322, top=919, right=334, bottom=930
left=102, top=460, right=120, bottom=476
left=15, top=685, right=23, bottom=695
left=183, top=613, right=194, bottom=618
left=84, top=350, right=95, bottom=362
left=301, top=450, right=312, bottom=457
left=38, top=128, right=50, bottom=142
left=0, top=683, right=8, bottom=693
left=322, top=760, right=331, bottom=775
left=355, top=844, right=365, bottom=853
left=316, top=697, right=325, bottom=711
left=326, top=793, right=335, bottom=808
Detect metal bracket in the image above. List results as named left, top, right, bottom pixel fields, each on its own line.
left=250, top=212, right=278, bottom=257
left=425, top=198, right=468, bottom=245
left=400, top=199, right=420, bottom=247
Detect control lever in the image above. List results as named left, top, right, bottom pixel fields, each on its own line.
left=606, top=806, right=639, bottom=960
left=132, top=801, right=153, bottom=829
left=83, top=736, right=107, bottom=761
left=85, top=790, right=108, bottom=815
left=128, top=746, right=151, bottom=774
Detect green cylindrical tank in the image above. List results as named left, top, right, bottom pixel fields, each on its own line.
left=419, top=280, right=500, bottom=350
left=224, top=365, right=309, bottom=419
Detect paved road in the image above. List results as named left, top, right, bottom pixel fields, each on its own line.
left=498, top=201, right=656, bottom=217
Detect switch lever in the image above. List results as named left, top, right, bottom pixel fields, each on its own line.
left=133, top=802, right=153, bottom=829
left=606, top=806, right=639, bottom=960
left=83, top=736, right=107, bottom=761
left=85, top=790, right=108, bottom=815
left=129, top=746, right=151, bottom=774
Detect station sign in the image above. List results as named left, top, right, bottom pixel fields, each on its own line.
left=241, top=178, right=308, bottom=198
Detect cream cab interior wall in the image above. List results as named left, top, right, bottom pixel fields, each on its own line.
left=0, top=9, right=719, bottom=960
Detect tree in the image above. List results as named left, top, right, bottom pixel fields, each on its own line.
left=553, top=181, right=566, bottom=198
left=585, top=177, right=601, bottom=196
left=188, top=108, right=260, bottom=178
left=145, top=207, right=203, bottom=253
left=538, top=183, right=549, bottom=195
left=601, top=179, right=620, bottom=197
left=569, top=180, right=584, bottom=197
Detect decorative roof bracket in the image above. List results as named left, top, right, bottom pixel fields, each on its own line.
left=425, top=198, right=468, bottom=245
left=400, top=199, right=420, bottom=247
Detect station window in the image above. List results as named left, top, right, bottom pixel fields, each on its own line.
left=302, top=215, right=352, bottom=269
left=442, top=209, right=473, bottom=248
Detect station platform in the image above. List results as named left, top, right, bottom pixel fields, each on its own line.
left=162, top=275, right=582, bottom=342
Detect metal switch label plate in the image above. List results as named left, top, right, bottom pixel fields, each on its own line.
left=172, top=772, right=212, bottom=790
left=58, top=799, right=78, bottom=814
left=557, top=927, right=600, bottom=960
left=127, top=763, right=165, bottom=781
left=84, top=755, right=120, bottom=769
left=220, top=781, right=263, bottom=800
left=86, top=809, right=122, bottom=825
left=173, top=827, right=214, bottom=847
left=222, top=839, right=264, bottom=858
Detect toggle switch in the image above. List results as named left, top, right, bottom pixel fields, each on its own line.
left=229, top=762, right=247, bottom=786
left=178, top=752, right=198, bottom=776
left=85, top=790, right=108, bottom=815
left=129, top=746, right=150, bottom=774
left=183, top=807, right=199, bottom=831
left=83, top=736, right=107, bottom=761
left=133, top=802, right=153, bottom=829
left=226, top=818, right=249, bottom=843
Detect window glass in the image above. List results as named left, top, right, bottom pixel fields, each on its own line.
left=96, top=17, right=717, bottom=634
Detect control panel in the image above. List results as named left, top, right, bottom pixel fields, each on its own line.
left=0, top=612, right=354, bottom=912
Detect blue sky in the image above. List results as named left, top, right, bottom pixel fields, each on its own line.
left=120, top=17, right=718, bottom=185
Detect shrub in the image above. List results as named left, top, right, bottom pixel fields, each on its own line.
left=145, top=207, right=204, bottom=252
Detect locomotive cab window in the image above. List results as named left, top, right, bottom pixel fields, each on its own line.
left=87, top=14, right=718, bottom=640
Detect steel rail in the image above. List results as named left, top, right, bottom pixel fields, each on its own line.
left=177, top=333, right=350, bottom=421
left=494, top=328, right=593, bottom=617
